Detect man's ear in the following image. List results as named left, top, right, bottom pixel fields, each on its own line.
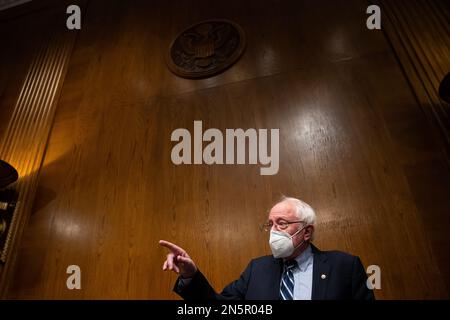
left=304, top=225, right=314, bottom=240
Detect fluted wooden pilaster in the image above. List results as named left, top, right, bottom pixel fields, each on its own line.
left=378, top=0, right=450, bottom=155
left=0, top=29, right=77, bottom=295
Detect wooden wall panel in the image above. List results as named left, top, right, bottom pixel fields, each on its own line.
left=378, top=0, right=450, bottom=157
left=376, top=0, right=450, bottom=294
left=1, top=0, right=449, bottom=299
left=0, top=1, right=80, bottom=296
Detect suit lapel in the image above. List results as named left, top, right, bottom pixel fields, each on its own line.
left=268, top=258, right=284, bottom=299
left=311, top=244, right=330, bottom=300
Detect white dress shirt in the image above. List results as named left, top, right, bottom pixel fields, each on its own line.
left=288, top=244, right=314, bottom=300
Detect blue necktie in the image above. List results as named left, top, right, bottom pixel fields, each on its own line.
left=280, top=260, right=297, bottom=300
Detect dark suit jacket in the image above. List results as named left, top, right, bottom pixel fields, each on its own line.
left=174, top=244, right=375, bottom=300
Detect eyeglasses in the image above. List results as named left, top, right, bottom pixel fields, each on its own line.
left=260, top=220, right=304, bottom=232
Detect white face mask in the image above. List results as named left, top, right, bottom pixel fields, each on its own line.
left=269, top=225, right=306, bottom=258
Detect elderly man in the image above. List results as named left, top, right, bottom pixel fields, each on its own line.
left=160, top=196, right=374, bottom=300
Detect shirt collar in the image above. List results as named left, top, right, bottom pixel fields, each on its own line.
left=293, top=244, right=313, bottom=272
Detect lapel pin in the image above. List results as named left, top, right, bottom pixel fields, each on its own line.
left=321, top=274, right=327, bottom=280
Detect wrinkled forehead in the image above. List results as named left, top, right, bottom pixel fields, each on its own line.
left=268, top=201, right=297, bottom=220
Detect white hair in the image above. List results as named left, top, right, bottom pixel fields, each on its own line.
left=279, top=196, right=316, bottom=226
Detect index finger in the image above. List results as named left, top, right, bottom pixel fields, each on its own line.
left=159, top=240, right=185, bottom=254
